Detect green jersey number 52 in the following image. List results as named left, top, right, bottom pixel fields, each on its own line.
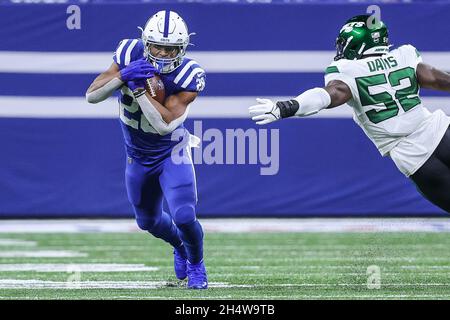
left=356, top=67, right=421, bottom=124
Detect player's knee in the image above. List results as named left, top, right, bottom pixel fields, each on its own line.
left=136, top=216, right=160, bottom=232
left=173, top=205, right=196, bottom=226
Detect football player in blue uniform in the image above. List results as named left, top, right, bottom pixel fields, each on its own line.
left=86, top=10, right=208, bottom=289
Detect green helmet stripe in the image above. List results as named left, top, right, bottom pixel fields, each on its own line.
left=325, top=66, right=340, bottom=74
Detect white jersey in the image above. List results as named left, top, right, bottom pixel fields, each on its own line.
left=325, top=44, right=450, bottom=176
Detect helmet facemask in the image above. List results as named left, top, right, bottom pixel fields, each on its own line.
left=143, top=41, right=187, bottom=74
left=334, top=37, right=347, bottom=61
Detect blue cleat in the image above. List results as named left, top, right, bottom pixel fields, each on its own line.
left=187, top=260, right=208, bottom=289
left=173, top=246, right=188, bottom=280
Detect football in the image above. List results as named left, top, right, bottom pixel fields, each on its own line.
left=145, top=75, right=166, bottom=104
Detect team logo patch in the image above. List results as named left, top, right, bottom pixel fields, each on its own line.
left=340, top=21, right=365, bottom=33
left=371, top=32, right=380, bottom=43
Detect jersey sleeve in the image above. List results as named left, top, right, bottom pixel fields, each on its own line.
left=113, top=39, right=145, bottom=69
left=174, top=60, right=206, bottom=93
left=398, top=44, right=423, bottom=70
left=324, top=61, right=358, bottom=99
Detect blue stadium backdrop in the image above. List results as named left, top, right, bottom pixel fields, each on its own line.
left=0, top=0, right=449, bottom=217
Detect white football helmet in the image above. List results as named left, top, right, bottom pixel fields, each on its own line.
left=139, top=10, right=192, bottom=74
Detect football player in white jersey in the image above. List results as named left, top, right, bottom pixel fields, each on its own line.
left=249, top=15, right=450, bottom=213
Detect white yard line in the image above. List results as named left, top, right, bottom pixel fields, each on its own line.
left=134, top=295, right=450, bottom=299
left=0, top=280, right=248, bottom=289
left=0, top=220, right=139, bottom=233
left=182, top=264, right=450, bottom=275
left=0, top=251, right=87, bottom=258
left=271, top=296, right=449, bottom=299
left=207, top=273, right=450, bottom=277
left=402, top=266, right=450, bottom=269
left=244, top=265, right=450, bottom=270
left=0, top=280, right=449, bottom=290
left=111, top=257, right=450, bottom=262
left=0, top=264, right=158, bottom=272
left=192, top=257, right=450, bottom=262
left=0, top=239, right=37, bottom=247
left=26, top=245, right=450, bottom=252
left=1, top=218, right=450, bottom=233
left=0, top=295, right=446, bottom=300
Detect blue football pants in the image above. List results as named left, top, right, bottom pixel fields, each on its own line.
left=125, top=151, right=204, bottom=264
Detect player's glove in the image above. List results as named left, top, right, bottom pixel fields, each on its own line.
left=248, top=98, right=281, bottom=125
left=120, top=59, right=156, bottom=82
left=127, top=80, right=145, bottom=90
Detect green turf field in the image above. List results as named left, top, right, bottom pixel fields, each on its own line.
left=0, top=232, right=450, bottom=299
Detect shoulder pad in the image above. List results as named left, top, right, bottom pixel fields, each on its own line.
left=172, top=59, right=206, bottom=92
left=113, top=39, right=145, bottom=69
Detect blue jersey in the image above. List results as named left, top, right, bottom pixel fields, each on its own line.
left=113, top=38, right=206, bottom=165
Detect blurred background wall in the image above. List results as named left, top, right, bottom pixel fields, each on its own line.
left=0, top=0, right=449, bottom=217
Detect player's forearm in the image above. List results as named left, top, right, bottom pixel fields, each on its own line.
left=135, top=91, right=188, bottom=135
left=87, top=70, right=123, bottom=92
left=142, top=91, right=175, bottom=123
left=86, top=73, right=123, bottom=104
left=293, top=88, right=332, bottom=116
left=276, top=88, right=332, bottom=119
left=249, top=88, right=334, bottom=125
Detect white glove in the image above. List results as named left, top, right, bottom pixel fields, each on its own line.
left=248, top=98, right=281, bottom=125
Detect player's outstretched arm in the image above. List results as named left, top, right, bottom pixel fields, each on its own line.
left=249, top=80, right=352, bottom=125
left=134, top=89, right=197, bottom=136
left=417, top=63, right=450, bottom=93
